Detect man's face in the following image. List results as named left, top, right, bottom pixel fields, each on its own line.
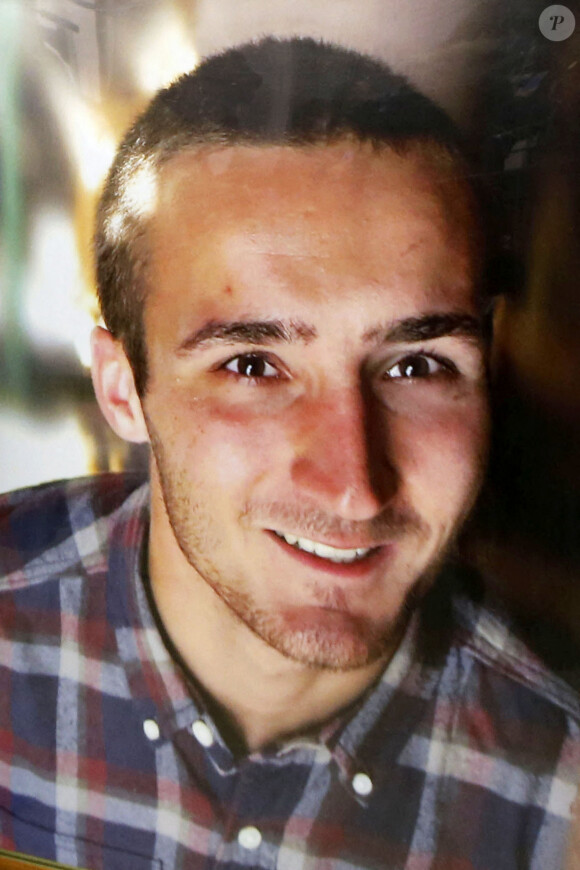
left=141, top=142, right=488, bottom=671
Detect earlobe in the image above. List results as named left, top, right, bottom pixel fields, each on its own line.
left=90, top=326, right=149, bottom=444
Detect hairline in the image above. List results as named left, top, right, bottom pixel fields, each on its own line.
left=127, top=137, right=481, bottom=391
left=99, top=135, right=479, bottom=397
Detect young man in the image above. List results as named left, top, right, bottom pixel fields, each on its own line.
left=1, top=37, right=578, bottom=870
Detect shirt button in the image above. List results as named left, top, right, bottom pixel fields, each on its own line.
left=143, top=718, right=160, bottom=741
left=191, top=719, right=214, bottom=747
left=352, top=772, right=373, bottom=796
left=237, top=825, right=262, bottom=850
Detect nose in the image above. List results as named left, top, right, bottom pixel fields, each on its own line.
left=289, top=387, right=397, bottom=521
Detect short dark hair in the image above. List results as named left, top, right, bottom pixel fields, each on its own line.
left=95, top=36, right=471, bottom=395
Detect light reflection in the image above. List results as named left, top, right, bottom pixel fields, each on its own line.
left=0, top=408, right=89, bottom=492
left=119, top=157, right=158, bottom=221
left=23, top=208, right=94, bottom=367
left=65, top=102, right=117, bottom=192
left=133, top=5, right=198, bottom=94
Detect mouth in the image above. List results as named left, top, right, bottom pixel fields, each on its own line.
left=270, top=530, right=380, bottom=564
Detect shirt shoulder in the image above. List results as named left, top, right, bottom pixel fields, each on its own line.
left=0, top=473, right=148, bottom=593
left=449, top=570, right=580, bottom=722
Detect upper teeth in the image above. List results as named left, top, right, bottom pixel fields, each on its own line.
left=274, top=531, right=373, bottom=563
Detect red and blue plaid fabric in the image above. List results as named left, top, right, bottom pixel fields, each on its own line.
left=1, top=474, right=579, bottom=869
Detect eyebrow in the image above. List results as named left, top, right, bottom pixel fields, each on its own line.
left=363, top=312, right=483, bottom=345
left=177, top=318, right=317, bottom=352
left=177, top=311, right=483, bottom=354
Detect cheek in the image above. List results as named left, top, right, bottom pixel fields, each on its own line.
left=162, top=395, right=290, bottom=488
left=390, top=399, right=489, bottom=505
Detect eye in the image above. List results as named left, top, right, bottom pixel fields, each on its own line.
left=223, top=353, right=280, bottom=379
left=384, top=353, right=454, bottom=380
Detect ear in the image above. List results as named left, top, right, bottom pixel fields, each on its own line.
left=91, top=326, right=149, bottom=443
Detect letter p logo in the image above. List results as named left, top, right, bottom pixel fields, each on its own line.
left=539, top=5, right=575, bottom=40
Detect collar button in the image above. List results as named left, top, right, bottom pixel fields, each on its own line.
left=237, top=825, right=262, bottom=850
left=143, top=718, right=160, bottom=742
left=191, top=719, right=214, bottom=747
left=352, top=772, right=373, bottom=796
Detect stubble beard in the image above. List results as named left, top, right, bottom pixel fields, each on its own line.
left=148, top=425, right=479, bottom=673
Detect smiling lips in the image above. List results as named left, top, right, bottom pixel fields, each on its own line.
left=272, top=529, right=379, bottom=564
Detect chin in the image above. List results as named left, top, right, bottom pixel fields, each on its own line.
left=250, top=608, right=398, bottom=671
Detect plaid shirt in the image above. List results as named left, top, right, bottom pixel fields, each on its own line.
left=1, top=474, right=579, bottom=870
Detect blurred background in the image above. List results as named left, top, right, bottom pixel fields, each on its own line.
left=1, top=0, right=580, bottom=644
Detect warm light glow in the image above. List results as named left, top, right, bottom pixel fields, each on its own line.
left=104, top=210, right=125, bottom=243
left=104, top=156, right=158, bottom=245
left=0, top=408, right=91, bottom=492
left=23, top=208, right=95, bottom=367
left=133, top=7, right=198, bottom=94
left=59, top=95, right=116, bottom=192
left=120, top=158, right=158, bottom=219
left=78, top=124, right=117, bottom=192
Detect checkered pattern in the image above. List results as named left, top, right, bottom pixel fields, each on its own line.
left=1, top=474, right=579, bottom=869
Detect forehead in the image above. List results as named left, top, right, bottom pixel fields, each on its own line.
left=145, top=142, right=479, bottom=329
left=155, top=140, right=474, bottom=230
